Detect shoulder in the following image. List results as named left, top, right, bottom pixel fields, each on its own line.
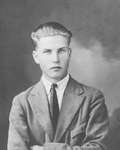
left=70, top=77, right=105, bottom=100
left=12, top=81, right=40, bottom=105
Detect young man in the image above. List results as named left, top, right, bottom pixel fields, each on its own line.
left=7, top=22, right=109, bottom=150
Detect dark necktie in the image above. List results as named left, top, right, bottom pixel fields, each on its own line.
left=50, top=84, right=59, bottom=132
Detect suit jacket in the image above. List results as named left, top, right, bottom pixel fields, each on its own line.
left=7, top=77, right=109, bottom=150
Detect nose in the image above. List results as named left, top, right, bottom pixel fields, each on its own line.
left=52, top=52, right=59, bottom=63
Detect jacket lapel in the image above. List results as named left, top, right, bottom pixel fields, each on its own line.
left=54, top=77, right=85, bottom=142
left=28, top=81, right=54, bottom=141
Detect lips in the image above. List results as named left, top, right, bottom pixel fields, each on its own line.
left=50, top=66, right=62, bottom=70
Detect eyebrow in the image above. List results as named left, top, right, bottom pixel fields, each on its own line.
left=43, top=47, right=68, bottom=50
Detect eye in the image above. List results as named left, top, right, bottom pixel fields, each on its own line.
left=43, top=49, right=52, bottom=54
left=58, top=47, right=68, bottom=53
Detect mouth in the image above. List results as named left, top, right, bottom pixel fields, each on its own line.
left=50, top=66, right=62, bottom=70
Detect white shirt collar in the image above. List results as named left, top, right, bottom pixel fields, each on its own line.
left=41, top=74, right=70, bottom=95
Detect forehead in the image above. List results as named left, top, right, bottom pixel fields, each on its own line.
left=36, top=35, right=68, bottom=49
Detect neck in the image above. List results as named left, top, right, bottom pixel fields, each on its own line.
left=42, top=74, right=68, bottom=83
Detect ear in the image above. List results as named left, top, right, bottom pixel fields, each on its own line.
left=68, top=48, right=72, bottom=57
left=32, top=50, right=40, bottom=64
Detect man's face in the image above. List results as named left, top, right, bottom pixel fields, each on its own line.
left=33, top=35, right=71, bottom=82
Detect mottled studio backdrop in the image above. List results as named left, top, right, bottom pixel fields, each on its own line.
left=0, top=0, right=120, bottom=149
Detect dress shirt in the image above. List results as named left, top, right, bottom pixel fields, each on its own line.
left=41, top=74, right=70, bottom=109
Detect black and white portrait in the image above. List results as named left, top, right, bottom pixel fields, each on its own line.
left=0, top=1, right=120, bottom=150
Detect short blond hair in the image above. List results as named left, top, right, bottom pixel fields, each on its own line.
left=31, top=22, right=72, bottom=46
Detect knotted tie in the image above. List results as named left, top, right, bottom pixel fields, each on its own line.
left=50, top=84, right=59, bottom=132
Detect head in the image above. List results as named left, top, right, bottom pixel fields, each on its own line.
left=31, top=22, right=72, bottom=83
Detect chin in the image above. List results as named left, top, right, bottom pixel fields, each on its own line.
left=46, top=71, right=67, bottom=82
left=52, top=74, right=66, bottom=81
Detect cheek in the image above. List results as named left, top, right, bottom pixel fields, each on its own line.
left=39, top=58, right=51, bottom=71
left=38, top=58, right=47, bottom=68
left=61, top=56, right=70, bottom=66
